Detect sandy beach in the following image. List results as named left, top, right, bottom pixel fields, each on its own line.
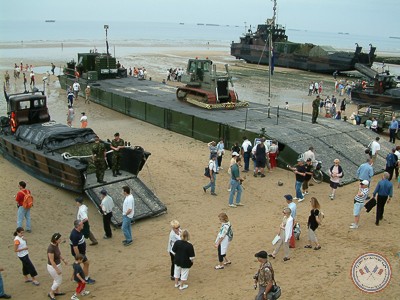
left=0, top=49, right=399, bottom=300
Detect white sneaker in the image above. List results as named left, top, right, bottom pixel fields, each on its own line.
left=229, top=204, right=237, bottom=208
left=179, top=284, right=188, bottom=290
left=349, top=224, right=359, bottom=229
left=71, top=295, right=79, bottom=300
left=298, top=198, right=305, bottom=202
left=293, top=197, right=299, bottom=200
left=174, top=283, right=180, bottom=288
left=304, top=191, right=309, bottom=195
left=227, top=189, right=231, bottom=192
left=80, top=290, right=90, bottom=296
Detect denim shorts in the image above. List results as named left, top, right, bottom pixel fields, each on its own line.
left=353, top=202, right=364, bottom=216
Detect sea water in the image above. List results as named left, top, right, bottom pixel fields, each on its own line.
left=0, top=20, right=399, bottom=54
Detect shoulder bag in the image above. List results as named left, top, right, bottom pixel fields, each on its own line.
left=265, top=265, right=281, bottom=300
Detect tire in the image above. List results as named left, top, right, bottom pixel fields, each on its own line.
left=312, top=170, right=323, bottom=183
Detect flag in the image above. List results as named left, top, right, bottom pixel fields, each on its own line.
left=364, top=266, right=370, bottom=273
left=378, top=269, right=384, bottom=275
left=359, top=269, right=365, bottom=275
left=372, top=265, right=379, bottom=273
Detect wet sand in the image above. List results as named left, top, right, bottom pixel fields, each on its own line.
left=0, top=50, right=399, bottom=300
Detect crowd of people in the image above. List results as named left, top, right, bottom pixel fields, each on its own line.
left=2, top=180, right=137, bottom=300
left=166, top=68, right=184, bottom=82
left=65, top=82, right=91, bottom=128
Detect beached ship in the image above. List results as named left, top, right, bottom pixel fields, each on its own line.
left=230, top=0, right=376, bottom=73
left=351, top=63, right=400, bottom=108
left=0, top=89, right=166, bottom=225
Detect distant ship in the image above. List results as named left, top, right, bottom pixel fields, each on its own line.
left=45, top=20, right=55, bottom=22
left=230, top=0, right=376, bottom=73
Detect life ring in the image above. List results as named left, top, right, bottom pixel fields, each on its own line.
left=10, top=117, right=17, bottom=133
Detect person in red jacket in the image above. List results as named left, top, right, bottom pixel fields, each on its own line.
left=15, top=181, right=32, bottom=233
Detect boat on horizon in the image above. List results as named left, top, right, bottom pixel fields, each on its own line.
left=45, top=20, right=55, bottom=22
left=231, top=0, right=376, bottom=73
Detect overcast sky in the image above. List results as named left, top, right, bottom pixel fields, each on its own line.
left=1, top=0, right=398, bottom=36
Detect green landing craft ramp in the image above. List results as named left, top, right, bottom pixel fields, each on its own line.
left=84, top=173, right=166, bottom=227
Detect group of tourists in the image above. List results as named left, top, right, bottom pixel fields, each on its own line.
left=167, top=67, right=184, bottom=82
left=203, top=137, right=279, bottom=206
left=66, top=82, right=91, bottom=128
left=3, top=180, right=137, bottom=300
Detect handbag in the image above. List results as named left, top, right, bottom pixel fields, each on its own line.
left=204, top=166, right=211, bottom=178
left=364, top=148, right=371, bottom=155
left=364, top=197, right=377, bottom=213
left=267, top=285, right=281, bottom=300
left=264, top=266, right=281, bottom=300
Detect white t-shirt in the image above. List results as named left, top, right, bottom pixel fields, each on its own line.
left=101, top=195, right=114, bottom=214
left=209, top=160, right=217, bottom=173
left=123, top=194, right=135, bottom=218
left=370, top=141, right=380, bottom=155
left=242, top=140, right=252, bottom=153
left=80, top=115, right=88, bottom=122
left=167, top=229, right=181, bottom=253
left=14, top=236, right=29, bottom=258
left=77, top=204, right=88, bottom=221
left=73, top=82, right=80, bottom=91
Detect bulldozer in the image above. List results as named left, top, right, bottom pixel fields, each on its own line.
left=176, top=58, right=248, bottom=109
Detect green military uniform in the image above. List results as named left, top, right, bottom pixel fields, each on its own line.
left=312, top=96, right=320, bottom=124
left=92, top=142, right=107, bottom=183
left=111, top=138, right=125, bottom=176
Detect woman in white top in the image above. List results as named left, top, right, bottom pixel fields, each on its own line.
left=13, top=227, right=40, bottom=285
left=67, top=105, right=75, bottom=127
left=214, top=213, right=232, bottom=269
left=167, top=220, right=181, bottom=280
left=269, top=208, right=293, bottom=261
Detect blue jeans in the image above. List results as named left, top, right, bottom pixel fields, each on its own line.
left=0, top=272, right=5, bottom=297
left=17, top=206, right=31, bottom=230
left=229, top=179, right=242, bottom=204
left=122, top=215, right=133, bottom=242
left=243, top=152, right=250, bottom=171
left=295, top=181, right=303, bottom=199
left=204, top=173, right=216, bottom=193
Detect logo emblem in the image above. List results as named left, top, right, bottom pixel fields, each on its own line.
left=351, top=252, right=391, bottom=293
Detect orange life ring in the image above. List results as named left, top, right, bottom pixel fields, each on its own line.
left=10, top=117, right=17, bottom=132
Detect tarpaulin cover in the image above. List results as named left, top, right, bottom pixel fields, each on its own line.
left=15, top=123, right=96, bottom=151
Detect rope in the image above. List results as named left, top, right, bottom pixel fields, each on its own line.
left=61, top=149, right=114, bottom=160
left=41, top=121, right=57, bottom=127
left=144, top=163, right=158, bottom=196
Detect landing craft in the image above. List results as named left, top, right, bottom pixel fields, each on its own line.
left=230, top=0, right=376, bottom=73
left=0, top=88, right=166, bottom=225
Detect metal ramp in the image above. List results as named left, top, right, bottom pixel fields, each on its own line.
left=84, top=174, right=167, bottom=227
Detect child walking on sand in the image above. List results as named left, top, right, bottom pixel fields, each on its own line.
left=71, top=254, right=90, bottom=300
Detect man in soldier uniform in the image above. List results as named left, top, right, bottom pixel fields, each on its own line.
left=253, top=250, right=275, bottom=300
left=92, top=135, right=107, bottom=183
left=110, top=132, right=125, bottom=177
left=311, top=95, right=320, bottom=124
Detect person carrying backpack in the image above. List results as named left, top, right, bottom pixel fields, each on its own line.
left=214, top=213, right=233, bottom=270
left=15, top=181, right=33, bottom=233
